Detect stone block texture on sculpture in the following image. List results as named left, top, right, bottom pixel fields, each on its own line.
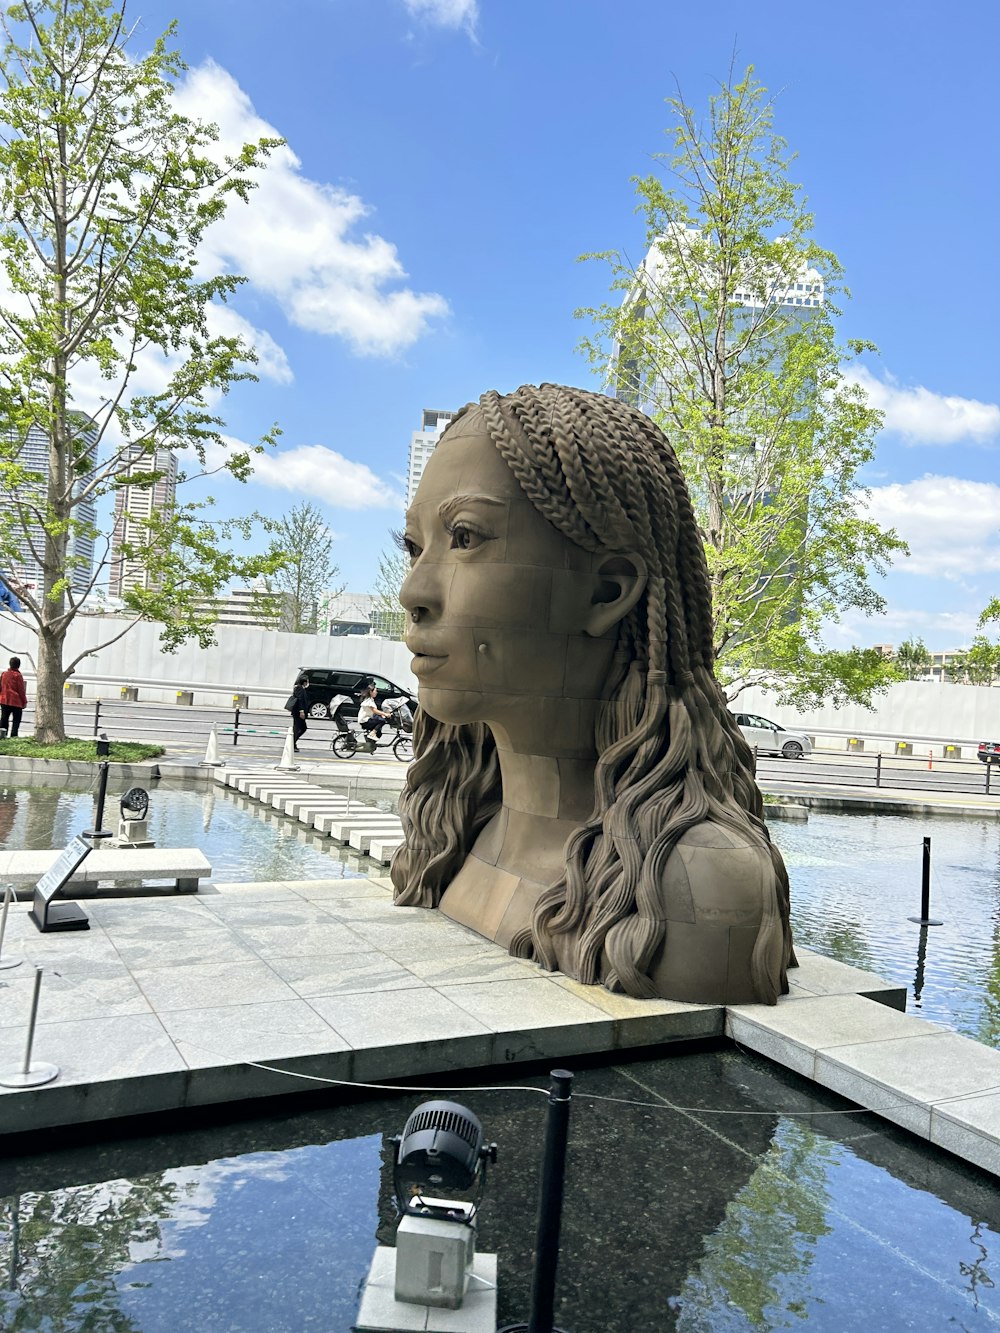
left=390, top=382, right=793, bottom=1006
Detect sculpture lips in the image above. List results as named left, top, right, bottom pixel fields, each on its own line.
left=408, top=639, right=449, bottom=675
left=410, top=652, right=448, bottom=677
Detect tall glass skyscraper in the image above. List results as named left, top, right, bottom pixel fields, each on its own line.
left=2, top=417, right=98, bottom=598
left=108, top=446, right=178, bottom=595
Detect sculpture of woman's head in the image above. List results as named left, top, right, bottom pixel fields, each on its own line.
left=392, top=382, right=791, bottom=1003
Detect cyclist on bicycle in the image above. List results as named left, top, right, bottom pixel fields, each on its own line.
left=358, top=684, right=390, bottom=743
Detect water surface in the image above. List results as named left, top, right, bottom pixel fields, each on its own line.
left=771, top=809, right=1000, bottom=1045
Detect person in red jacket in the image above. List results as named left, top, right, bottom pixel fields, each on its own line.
left=0, top=656, right=27, bottom=738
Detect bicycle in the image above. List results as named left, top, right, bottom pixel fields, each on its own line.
left=330, top=701, right=413, bottom=762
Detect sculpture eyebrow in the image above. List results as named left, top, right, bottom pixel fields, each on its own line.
left=437, top=494, right=506, bottom=524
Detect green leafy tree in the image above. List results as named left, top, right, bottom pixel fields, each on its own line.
left=0, top=0, right=282, bottom=741
left=577, top=66, right=906, bottom=708
left=892, top=636, right=932, bottom=681
left=255, top=500, right=343, bottom=634
left=369, top=528, right=407, bottom=639
left=947, top=636, right=1000, bottom=686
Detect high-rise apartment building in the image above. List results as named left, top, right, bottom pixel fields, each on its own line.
left=614, top=228, right=824, bottom=409
left=3, top=418, right=98, bottom=598
left=108, top=446, right=178, bottom=596
left=405, top=409, right=454, bottom=507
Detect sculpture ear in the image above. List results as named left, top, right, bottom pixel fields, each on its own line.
left=584, top=551, right=647, bottom=637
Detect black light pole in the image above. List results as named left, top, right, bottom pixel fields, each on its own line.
left=500, top=1068, right=573, bottom=1333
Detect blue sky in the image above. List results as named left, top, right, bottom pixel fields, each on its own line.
left=110, top=0, right=999, bottom=650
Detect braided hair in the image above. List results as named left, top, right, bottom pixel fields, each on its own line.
left=390, top=382, right=792, bottom=1003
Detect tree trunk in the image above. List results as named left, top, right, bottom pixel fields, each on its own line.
left=34, top=624, right=67, bottom=744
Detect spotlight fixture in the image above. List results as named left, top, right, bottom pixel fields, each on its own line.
left=119, top=786, right=150, bottom=821
left=391, top=1100, right=497, bottom=1311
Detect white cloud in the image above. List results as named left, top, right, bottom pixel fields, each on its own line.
left=861, top=474, right=1000, bottom=578
left=822, top=606, right=982, bottom=651
left=173, top=62, right=449, bottom=356
left=206, top=306, right=292, bottom=384
left=847, top=366, right=1000, bottom=445
left=250, top=443, right=405, bottom=510
left=402, top=0, right=478, bottom=30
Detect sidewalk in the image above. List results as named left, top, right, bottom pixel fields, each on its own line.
left=761, top=778, right=1000, bottom=819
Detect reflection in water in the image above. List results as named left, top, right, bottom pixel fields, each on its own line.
left=0, top=789, right=16, bottom=844
left=674, top=1121, right=834, bottom=1328
left=2, top=1050, right=1000, bottom=1331
left=914, top=924, right=930, bottom=1005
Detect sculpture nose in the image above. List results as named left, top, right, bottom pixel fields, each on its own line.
left=399, top=562, right=439, bottom=624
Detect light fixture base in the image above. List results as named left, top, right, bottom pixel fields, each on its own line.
left=356, top=1247, right=496, bottom=1333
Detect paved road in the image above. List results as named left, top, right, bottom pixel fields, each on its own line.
left=7, top=698, right=999, bottom=795
left=31, top=698, right=410, bottom=771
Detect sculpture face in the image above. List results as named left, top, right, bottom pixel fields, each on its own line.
left=400, top=409, right=612, bottom=732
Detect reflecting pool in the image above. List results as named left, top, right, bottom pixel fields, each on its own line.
left=2, top=1047, right=999, bottom=1331
left=771, top=809, right=1000, bottom=1047
left=0, top=779, right=401, bottom=884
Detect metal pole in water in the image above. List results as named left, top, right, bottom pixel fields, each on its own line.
left=909, top=836, right=943, bottom=925
left=528, top=1068, right=573, bottom=1333
left=497, top=1069, right=574, bottom=1333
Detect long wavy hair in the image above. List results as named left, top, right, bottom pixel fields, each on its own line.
left=391, top=383, right=793, bottom=1003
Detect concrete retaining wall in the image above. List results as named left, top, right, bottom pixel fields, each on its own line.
left=737, top=680, right=1000, bottom=747
left=0, top=615, right=416, bottom=708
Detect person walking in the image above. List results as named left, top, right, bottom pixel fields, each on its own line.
left=0, top=656, right=27, bottom=738
left=289, top=674, right=310, bottom=752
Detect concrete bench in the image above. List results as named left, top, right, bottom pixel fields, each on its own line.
left=0, top=847, right=212, bottom=897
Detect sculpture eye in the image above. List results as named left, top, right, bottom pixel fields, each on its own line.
left=445, top=521, right=490, bottom=552
left=402, top=535, right=422, bottom=563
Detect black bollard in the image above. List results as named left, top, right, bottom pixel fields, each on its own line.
left=86, top=735, right=114, bottom=842
left=499, top=1069, right=573, bottom=1333
left=908, top=836, right=942, bottom=926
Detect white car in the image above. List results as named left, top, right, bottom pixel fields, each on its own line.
left=733, top=712, right=812, bottom=760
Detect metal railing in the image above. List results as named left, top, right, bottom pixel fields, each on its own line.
left=755, top=748, right=998, bottom=798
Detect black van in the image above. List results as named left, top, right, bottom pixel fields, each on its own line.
left=296, top=667, right=417, bottom=723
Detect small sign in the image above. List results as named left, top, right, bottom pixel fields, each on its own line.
left=30, top=835, right=92, bottom=932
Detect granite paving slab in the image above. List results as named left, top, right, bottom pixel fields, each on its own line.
left=728, top=989, right=1000, bottom=1174
left=160, top=997, right=350, bottom=1068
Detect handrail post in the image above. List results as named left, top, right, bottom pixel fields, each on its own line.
left=875, top=752, right=882, bottom=788
left=92, top=698, right=101, bottom=737
left=528, top=1070, right=573, bottom=1333
left=233, top=706, right=240, bottom=747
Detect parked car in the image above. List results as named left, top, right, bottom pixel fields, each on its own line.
left=732, top=712, right=812, bottom=760
left=296, top=667, right=417, bottom=723
left=977, top=741, right=1000, bottom=765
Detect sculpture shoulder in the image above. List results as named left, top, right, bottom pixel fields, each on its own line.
left=659, top=820, right=772, bottom=929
